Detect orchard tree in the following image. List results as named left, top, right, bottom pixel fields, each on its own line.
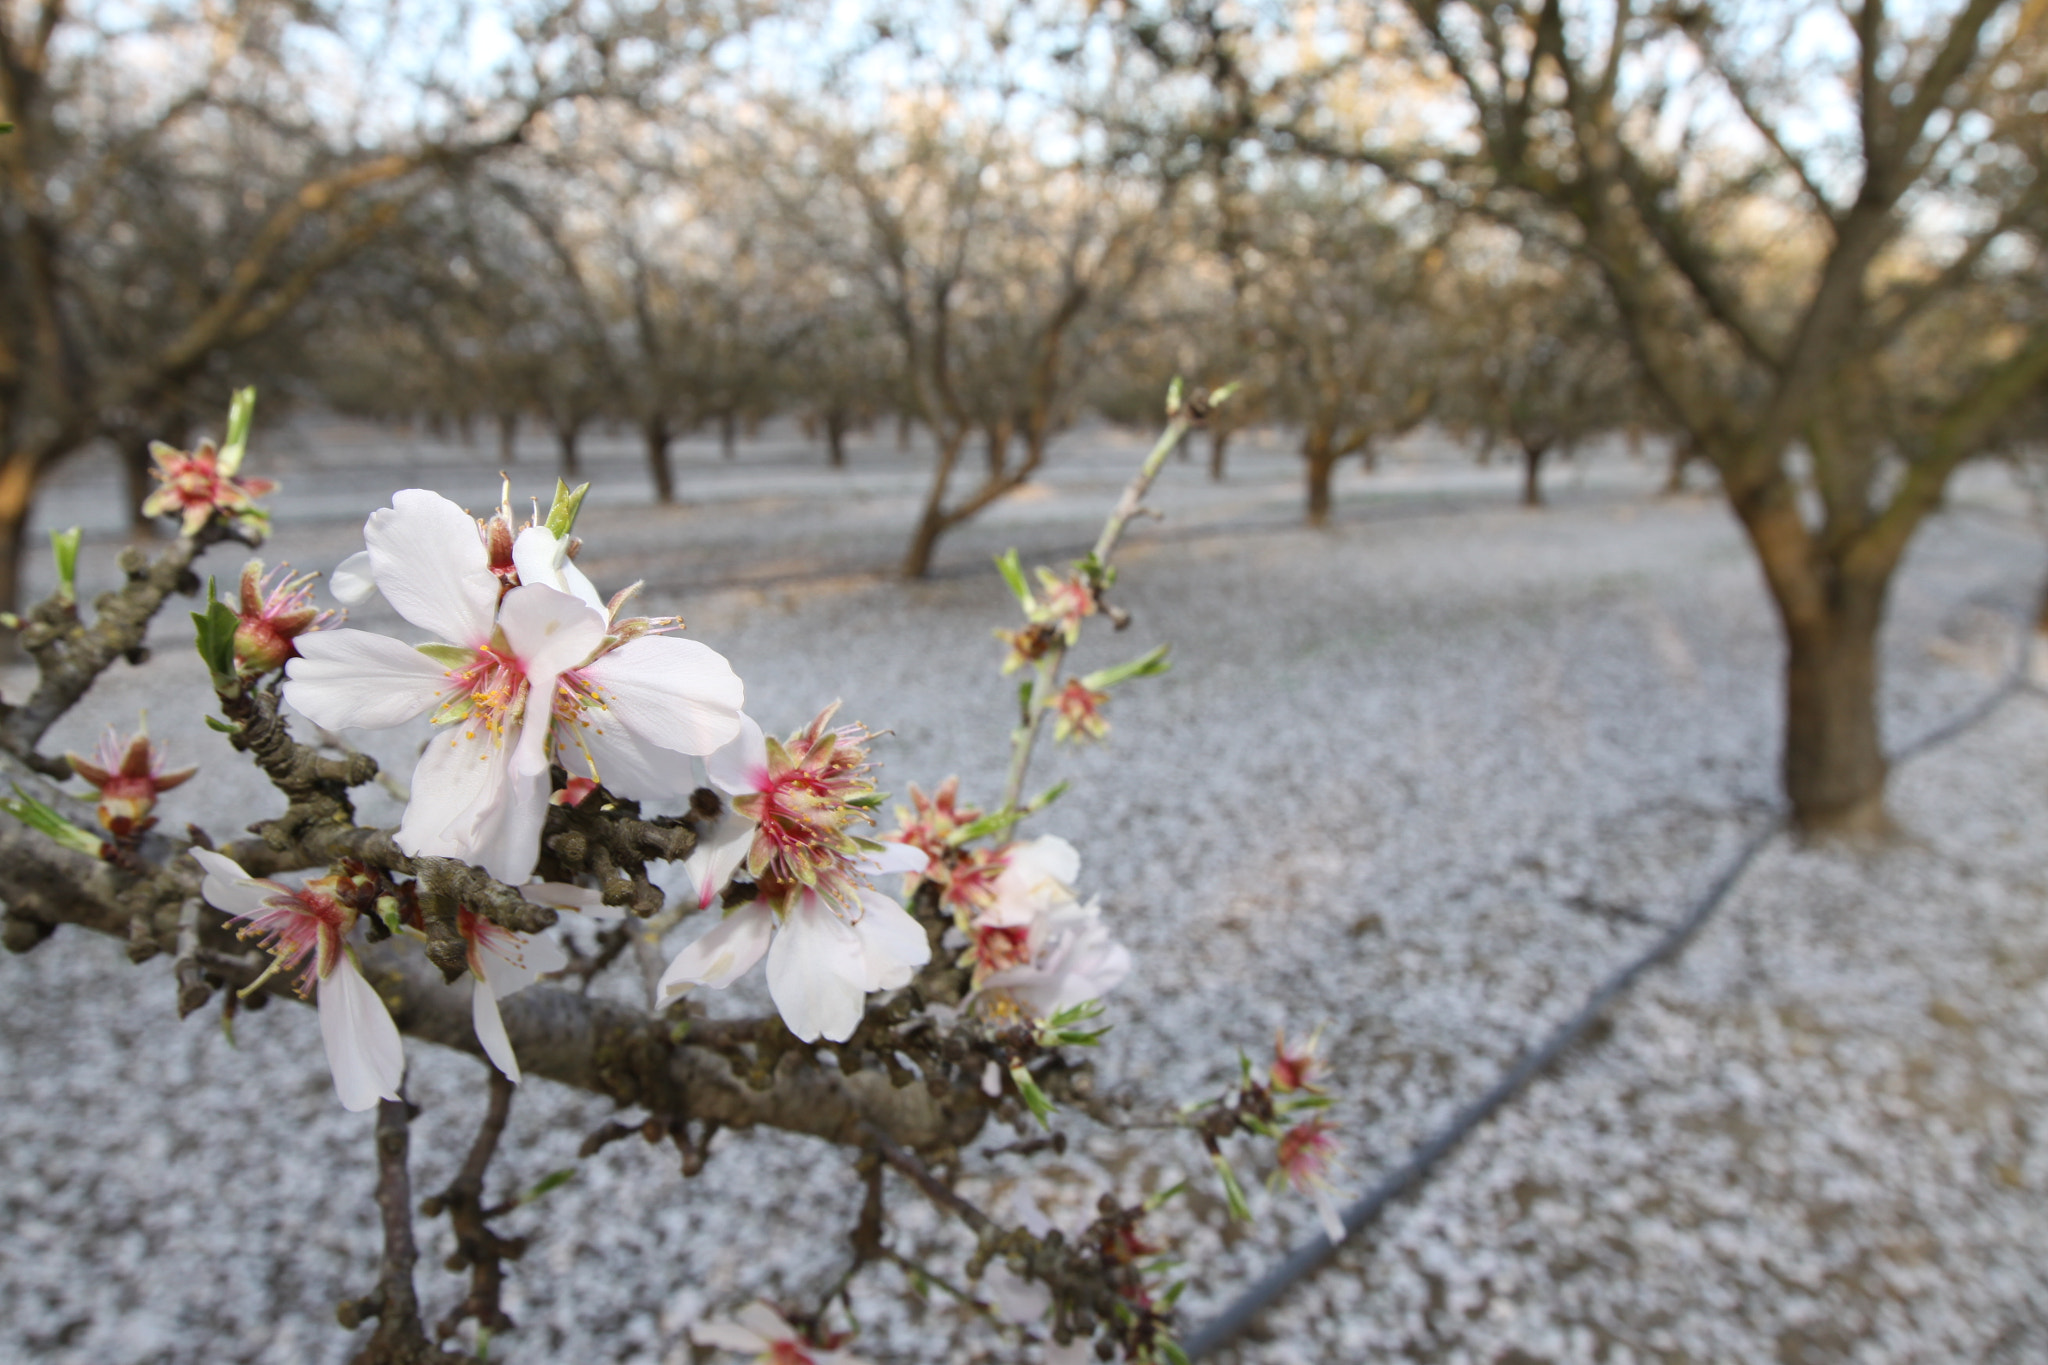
left=0, top=0, right=741, bottom=617
left=1441, top=234, right=1646, bottom=508
left=1232, top=177, right=1441, bottom=525
left=1293, top=0, right=2048, bottom=832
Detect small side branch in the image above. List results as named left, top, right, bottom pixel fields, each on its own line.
left=339, top=1097, right=453, bottom=1364
left=427, top=1072, right=524, bottom=1343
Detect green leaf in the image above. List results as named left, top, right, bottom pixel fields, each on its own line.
left=203, top=715, right=242, bottom=734
left=49, top=527, right=81, bottom=605
left=1207, top=380, right=1242, bottom=410
left=1210, top=1150, right=1253, bottom=1222
left=1017, top=676, right=1034, bottom=719
left=0, top=122, right=15, bottom=134
left=191, top=579, right=241, bottom=691
left=1165, top=375, right=1185, bottom=418
left=1037, top=998, right=1109, bottom=1048
left=217, top=388, right=257, bottom=475
left=1022, top=780, right=1069, bottom=814
left=0, top=784, right=105, bottom=857
left=949, top=808, right=1023, bottom=846
left=994, top=548, right=1032, bottom=608
left=518, top=1169, right=576, bottom=1205
left=545, top=480, right=591, bottom=537
left=1009, top=1062, right=1056, bottom=1128
left=1142, top=1181, right=1187, bottom=1214
left=1081, top=644, right=1171, bottom=692
left=1157, top=1336, right=1193, bottom=1365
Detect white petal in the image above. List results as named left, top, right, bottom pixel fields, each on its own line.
left=850, top=888, right=931, bottom=990
left=472, top=976, right=521, bottom=1083
left=734, top=1302, right=796, bottom=1343
left=689, top=1318, right=769, bottom=1352
left=497, top=585, right=609, bottom=780
left=462, top=762, right=551, bottom=885
left=981, top=1263, right=1052, bottom=1325
left=704, top=713, right=768, bottom=794
left=857, top=840, right=929, bottom=877
left=329, top=550, right=377, bottom=605
left=190, top=848, right=274, bottom=918
left=475, top=926, right=568, bottom=997
left=523, top=881, right=626, bottom=921
left=364, top=490, right=500, bottom=646
left=657, top=905, right=774, bottom=1001
left=678, top=814, right=755, bottom=910
left=512, top=525, right=605, bottom=610
left=1044, top=1340, right=1095, bottom=1365
left=283, top=629, right=455, bottom=732
left=580, top=636, right=745, bottom=763
left=397, top=722, right=547, bottom=884
left=765, top=895, right=869, bottom=1043
left=1313, top=1186, right=1348, bottom=1247
left=317, top=955, right=405, bottom=1111
left=562, top=718, right=701, bottom=803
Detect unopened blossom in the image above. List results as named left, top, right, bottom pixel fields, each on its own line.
left=967, top=836, right=1130, bottom=1021
left=659, top=712, right=931, bottom=1043
left=1270, top=1025, right=1327, bottom=1095
left=1050, top=678, right=1109, bottom=743
left=1032, top=568, right=1096, bottom=644
left=1275, top=1117, right=1346, bottom=1246
left=192, top=849, right=404, bottom=1111
left=890, top=777, right=978, bottom=869
left=691, top=1301, right=868, bottom=1364
left=66, top=723, right=196, bottom=838
left=284, top=489, right=743, bottom=883
left=457, top=906, right=567, bottom=1083
left=140, top=439, right=277, bottom=537
left=234, top=560, right=339, bottom=675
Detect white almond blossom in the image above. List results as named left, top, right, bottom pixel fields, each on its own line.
left=283, top=489, right=743, bottom=884
left=658, top=711, right=932, bottom=1042
left=192, top=849, right=404, bottom=1112
left=457, top=906, right=568, bottom=1083
left=967, top=836, right=1131, bottom=1021
left=690, top=1301, right=869, bottom=1365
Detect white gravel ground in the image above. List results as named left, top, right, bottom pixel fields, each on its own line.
left=3, top=422, right=2046, bottom=1364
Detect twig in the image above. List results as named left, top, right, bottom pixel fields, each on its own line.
left=339, top=1096, right=452, bottom=1364
left=173, top=896, right=211, bottom=1018
left=862, top=1121, right=994, bottom=1236
left=997, top=394, right=1222, bottom=815
left=428, top=1072, right=524, bottom=1343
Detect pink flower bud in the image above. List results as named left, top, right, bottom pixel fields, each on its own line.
left=139, top=439, right=277, bottom=537
left=66, top=724, right=197, bottom=838
left=234, top=561, right=339, bottom=675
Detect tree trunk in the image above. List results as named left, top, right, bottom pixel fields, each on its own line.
left=1520, top=440, right=1550, bottom=508
left=644, top=415, right=675, bottom=505
left=1780, top=578, right=1891, bottom=834
left=1209, top=427, right=1231, bottom=482
left=983, top=418, right=1011, bottom=479
left=901, top=433, right=965, bottom=578
left=555, top=422, right=581, bottom=478
left=1662, top=439, right=1699, bottom=495
left=1304, top=438, right=1337, bottom=527
left=0, top=447, right=40, bottom=619
left=825, top=409, right=848, bottom=469
left=897, top=412, right=914, bottom=452
left=719, top=410, right=738, bottom=460
left=496, top=411, right=519, bottom=466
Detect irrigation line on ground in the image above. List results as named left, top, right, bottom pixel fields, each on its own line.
left=1183, top=624, right=2037, bottom=1360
